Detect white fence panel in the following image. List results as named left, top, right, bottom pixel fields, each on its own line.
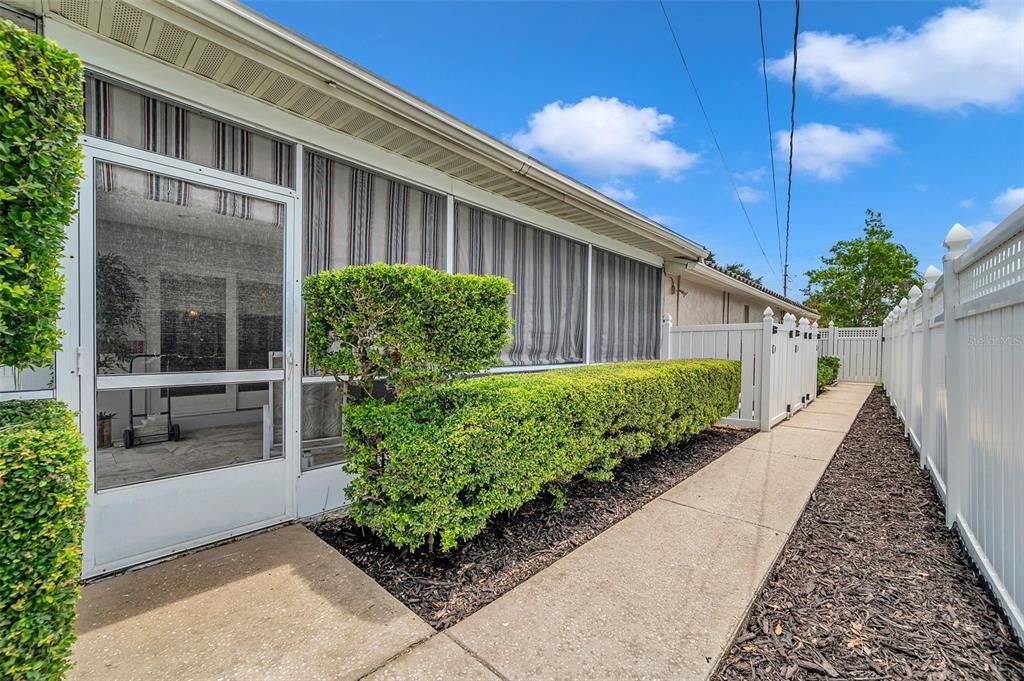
left=883, top=207, right=1024, bottom=643
left=821, top=326, right=882, bottom=382
left=664, top=309, right=818, bottom=431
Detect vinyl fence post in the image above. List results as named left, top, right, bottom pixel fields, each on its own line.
left=942, top=223, right=973, bottom=529
left=810, top=321, right=819, bottom=403
left=906, top=286, right=922, bottom=440
left=920, top=265, right=941, bottom=469
left=660, top=313, right=672, bottom=360
left=759, top=307, right=774, bottom=432
left=828, top=321, right=837, bottom=359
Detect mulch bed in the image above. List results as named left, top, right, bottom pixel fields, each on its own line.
left=310, top=426, right=753, bottom=630
left=717, top=387, right=1024, bottom=680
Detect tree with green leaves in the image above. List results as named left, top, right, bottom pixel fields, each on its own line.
left=802, top=209, right=921, bottom=326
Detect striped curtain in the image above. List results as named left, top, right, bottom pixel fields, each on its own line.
left=591, top=249, right=662, bottom=363
left=84, top=75, right=294, bottom=188
left=302, top=151, right=446, bottom=274
left=455, top=203, right=587, bottom=366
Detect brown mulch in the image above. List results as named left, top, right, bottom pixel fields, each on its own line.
left=310, top=426, right=753, bottom=630
left=717, top=387, right=1024, bottom=680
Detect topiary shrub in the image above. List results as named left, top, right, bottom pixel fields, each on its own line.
left=0, top=400, right=88, bottom=680
left=817, top=355, right=841, bottom=392
left=0, top=19, right=84, bottom=368
left=304, top=264, right=513, bottom=396
left=343, top=358, right=740, bottom=551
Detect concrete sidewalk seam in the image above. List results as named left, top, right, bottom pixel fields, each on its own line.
left=655, top=496, right=791, bottom=535
left=777, top=422, right=850, bottom=434
left=445, top=632, right=511, bottom=681
left=731, top=445, right=843, bottom=463
left=356, top=633, right=438, bottom=681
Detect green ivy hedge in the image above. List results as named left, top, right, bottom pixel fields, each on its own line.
left=0, top=19, right=84, bottom=368
left=1, top=400, right=88, bottom=680
left=304, top=264, right=513, bottom=395
left=817, top=355, right=841, bottom=392
left=343, top=358, right=740, bottom=551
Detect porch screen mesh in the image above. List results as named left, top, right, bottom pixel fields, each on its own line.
left=591, top=249, right=662, bottom=362
left=84, top=75, right=294, bottom=187
left=302, top=151, right=446, bottom=274
left=454, top=203, right=587, bottom=366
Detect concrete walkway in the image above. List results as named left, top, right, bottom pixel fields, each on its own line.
left=70, top=383, right=872, bottom=681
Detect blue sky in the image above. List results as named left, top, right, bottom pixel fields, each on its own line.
left=250, top=0, right=1024, bottom=297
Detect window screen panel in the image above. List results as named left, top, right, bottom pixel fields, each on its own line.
left=591, top=249, right=662, bottom=363
left=454, top=203, right=587, bottom=366
left=85, top=75, right=294, bottom=187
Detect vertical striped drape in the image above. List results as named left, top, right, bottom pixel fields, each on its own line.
left=454, top=202, right=587, bottom=366
left=84, top=75, right=294, bottom=188
left=591, top=248, right=662, bottom=363
left=302, top=151, right=446, bottom=274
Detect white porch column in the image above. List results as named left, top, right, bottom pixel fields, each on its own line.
left=942, top=223, right=973, bottom=529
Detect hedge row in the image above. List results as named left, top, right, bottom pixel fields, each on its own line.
left=817, top=355, right=841, bottom=391
left=0, top=400, right=88, bottom=680
left=0, top=19, right=83, bottom=368
left=343, top=359, right=740, bottom=551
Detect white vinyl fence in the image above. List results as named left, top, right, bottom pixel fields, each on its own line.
left=662, top=308, right=818, bottom=431
left=817, top=325, right=882, bottom=382
left=883, top=206, right=1024, bottom=642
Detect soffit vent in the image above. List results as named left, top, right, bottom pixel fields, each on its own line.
left=192, top=42, right=229, bottom=79
left=313, top=99, right=352, bottom=126
left=288, top=88, right=326, bottom=116
left=227, top=58, right=267, bottom=93
left=338, top=110, right=378, bottom=136
left=151, top=22, right=188, bottom=63
left=362, top=121, right=400, bottom=145
left=57, top=0, right=91, bottom=26
left=109, top=1, right=143, bottom=46
left=258, top=73, right=300, bottom=105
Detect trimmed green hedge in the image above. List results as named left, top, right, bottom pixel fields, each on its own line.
left=344, top=359, right=740, bottom=551
left=1, top=400, right=88, bottom=680
left=304, top=264, right=513, bottom=395
left=0, top=19, right=84, bottom=368
left=817, top=355, right=841, bottom=392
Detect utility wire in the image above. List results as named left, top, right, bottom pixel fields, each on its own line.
left=783, top=0, right=800, bottom=297
left=657, top=0, right=781, bottom=289
left=756, top=0, right=784, bottom=275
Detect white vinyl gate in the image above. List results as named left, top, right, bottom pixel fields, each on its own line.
left=662, top=308, right=818, bottom=431
left=817, top=325, right=883, bottom=383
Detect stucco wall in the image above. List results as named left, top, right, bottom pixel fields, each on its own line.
left=663, top=271, right=810, bottom=326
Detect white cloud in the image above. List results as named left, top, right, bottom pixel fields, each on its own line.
left=965, top=220, right=998, bottom=238
left=511, top=96, right=699, bottom=177
left=735, top=167, right=767, bottom=183
left=993, top=186, right=1024, bottom=215
left=598, top=181, right=637, bottom=203
left=736, top=185, right=766, bottom=203
left=775, top=123, right=894, bottom=180
left=959, top=198, right=975, bottom=209
left=767, top=0, right=1024, bottom=110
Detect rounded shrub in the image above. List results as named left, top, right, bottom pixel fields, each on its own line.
left=1, top=400, right=88, bottom=680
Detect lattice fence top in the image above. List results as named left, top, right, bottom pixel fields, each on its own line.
left=961, top=228, right=1024, bottom=304
left=836, top=327, right=882, bottom=338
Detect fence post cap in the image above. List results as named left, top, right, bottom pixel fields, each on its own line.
left=899, top=297, right=909, bottom=311
left=783, top=312, right=796, bottom=322
left=908, top=285, right=923, bottom=301
left=811, top=320, right=819, bottom=329
left=661, top=313, right=673, bottom=326
left=763, top=306, right=774, bottom=319
left=923, top=265, right=941, bottom=288
left=828, top=321, right=835, bottom=328
left=943, top=223, right=973, bottom=255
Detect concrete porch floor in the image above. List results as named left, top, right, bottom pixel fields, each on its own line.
left=69, top=382, right=873, bottom=681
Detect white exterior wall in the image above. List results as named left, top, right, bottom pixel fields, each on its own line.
left=663, top=270, right=812, bottom=326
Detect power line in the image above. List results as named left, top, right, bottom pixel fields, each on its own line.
left=657, top=0, right=782, bottom=289
left=756, top=0, right=784, bottom=275
left=783, top=0, right=800, bottom=297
